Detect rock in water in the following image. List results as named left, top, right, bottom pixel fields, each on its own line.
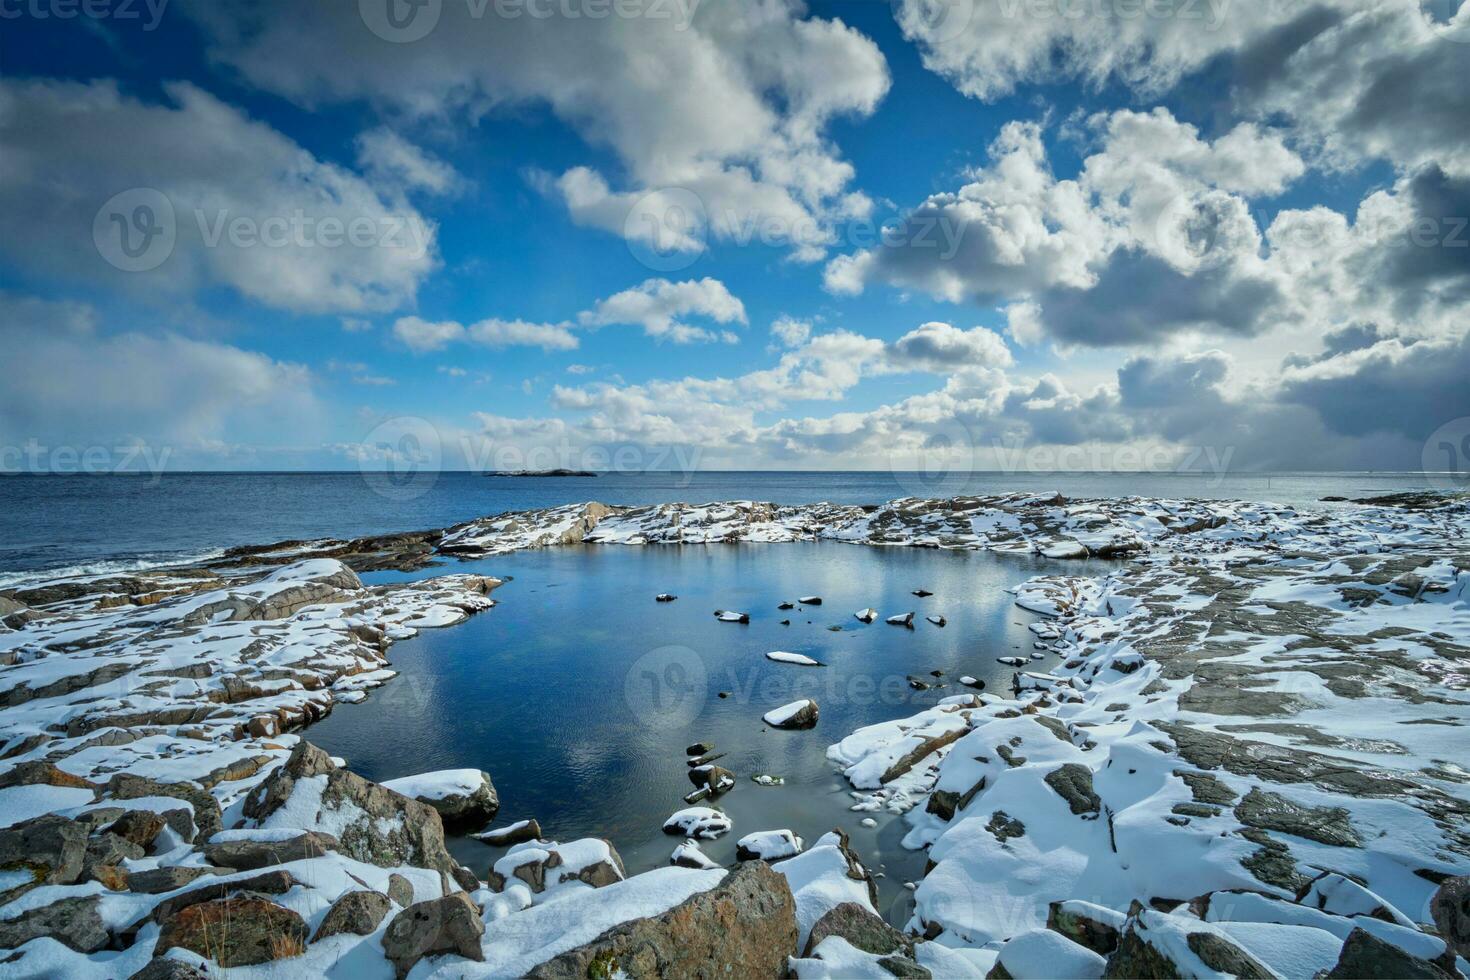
left=382, top=892, right=485, bottom=979
left=381, top=768, right=499, bottom=830
left=912, top=589, right=933, bottom=597
left=1431, top=876, right=1470, bottom=962
left=670, top=839, right=720, bottom=869
left=763, top=699, right=819, bottom=729
left=655, top=593, right=677, bottom=602
left=714, top=610, right=750, bottom=623
left=155, top=897, right=308, bottom=968
left=736, top=829, right=803, bottom=862
left=524, top=860, right=798, bottom=980
left=886, top=612, right=914, bottom=627
left=799, top=596, right=823, bottom=605
left=663, top=807, right=733, bottom=839
left=243, top=741, right=458, bottom=874
left=854, top=608, right=878, bottom=623
left=474, top=818, right=543, bottom=847
left=926, top=615, right=946, bottom=627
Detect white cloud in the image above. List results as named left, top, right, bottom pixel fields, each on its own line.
left=888, top=322, right=1015, bottom=372
left=183, top=0, right=890, bottom=261
left=393, top=315, right=579, bottom=353
left=0, top=79, right=437, bottom=314
left=355, top=127, right=464, bottom=196
left=580, top=277, right=748, bottom=343
left=770, top=315, right=813, bottom=348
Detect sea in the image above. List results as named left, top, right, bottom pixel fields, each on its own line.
left=0, top=469, right=1450, bottom=587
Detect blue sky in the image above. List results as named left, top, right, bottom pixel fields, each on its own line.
left=1, top=0, right=1467, bottom=474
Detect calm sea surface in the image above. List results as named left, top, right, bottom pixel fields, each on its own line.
left=0, top=470, right=1445, bottom=585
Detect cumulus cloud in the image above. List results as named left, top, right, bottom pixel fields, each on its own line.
left=393, top=316, right=579, bottom=353
left=0, top=293, right=319, bottom=455
left=182, top=0, right=890, bottom=261
left=355, top=127, right=464, bottom=197
left=0, top=79, right=437, bottom=314
left=888, top=322, right=1015, bottom=371
left=579, top=277, right=747, bottom=343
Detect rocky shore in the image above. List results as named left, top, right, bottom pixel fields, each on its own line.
left=1, top=492, right=1467, bottom=976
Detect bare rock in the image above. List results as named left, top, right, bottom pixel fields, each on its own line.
left=802, top=901, right=912, bottom=958
left=525, top=860, right=798, bottom=979
left=104, top=810, right=168, bottom=850
left=124, top=865, right=230, bottom=894
left=382, top=892, right=485, bottom=979
left=1430, top=875, right=1469, bottom=962
left=0, top=895, right=109, bottom=953
left=312, top=889, right=392, bottom=942
left=1325, top=927, right=1456, bottom=979
left=155, top=896, right=308, bottom=968
left=203, top=831, right=338, bottom=871
left=106, top=773, right=222, bottom=841
left=0, top=814, right=87, bottom=900
left=387, top=873, right=415, bottom=907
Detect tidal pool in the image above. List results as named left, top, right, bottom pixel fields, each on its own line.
left=307, top=541, right=1105, bottom=921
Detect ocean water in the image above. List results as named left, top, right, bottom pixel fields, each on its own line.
left=304, top=541, right=1103, bottom=920
left=0, top=470, right=1447, bottom=585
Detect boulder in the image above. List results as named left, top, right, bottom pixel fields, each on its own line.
left=1234, top=787, right=1360, bottom=848
left=382, top=892, right=485, bottom=979
left=475, top=818, right=542, bottom=847
left=1047, top=900, right=1125, bottom=955
left=763, top=699, right=819, bottom=729
left=525, top=860, right=798, bottom=979
left=107, top=773, right=222, bottom=840
left=1430, top=876, right=1469, bottom=962
left=243, top=741, right=457, bottom=874
left=1325, top=927, right=1456, bottom=979
left=104, top=810, right=168, bottom=850
left=82, top=831, right=144, bottom=888
left=0, top=761, right=95, bottom=791
left=0, top=895, right=109, bottom=953
left=137, top=869, right=298, bottom=934
left=487, top=839, right=625, bottom=893
left=124, top=866, right=230, bottom=894
left=802, top=901, right=912, bottom=958
left=381, top=769, right=499, bottom=830
left=1044, top=764, right=1101, bottom=817
left=0, top=814, right=87, bottom=899
left=154, top=896, right=308, bottom=968
left=127, top=959, right=211, bottom=980
left=1103, top=909, right=1273, bottom=979
left=313, top=889, right=393, bottom=942
left=203, top=831, right=338, bottom=870
left=991, top=928, right=1106, bottom=979
left=387, top=873, right=415, bottom=908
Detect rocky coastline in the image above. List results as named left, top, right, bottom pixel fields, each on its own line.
left=1, top=491, right=1467, bottom=977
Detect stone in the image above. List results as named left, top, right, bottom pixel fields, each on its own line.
left=1103, top=911, right=1273, bottom=979
left=1233, top=786, right=1360, bottom=848
left=0, top=895, right=109, bottom=953
left=524, top=860, right=798, bottom=979
left=107, top=773, right=222, bottom=840
left=243, top=741, right=457, bottom=873
left=1325, top=927, right=1455, bottom=979
left=203, top=831, right=338, bottom=870
left=387, top=873, right=415, bottom=908
left=127, top=959, right=211, bottom=980
left=0, top=761, right=95, bottom=791
left=764, top=699, right=819, bottom=729
left=104, top=810, right=168, bottom=850
left=0, top=814, right=87, bottom=900
left=82, top=831, right=144, bottom=887
left=1429, top=875, right=1469, bottom=962
left=124, top=866, right=230, bottom=894
left=154, top=896, right=308, bottom=968
left=986, top=810, right=1026, bottom=842
left=137, top=869, right=298, bottom=934
left=802, top=901, right=912, bottom=958
left=382, top=892, right=485, bottom=979
left=312, top=889, right=392, bottom=942
left=1043, top=764, right=1101, bottom=817
left=476, top=819, right=542, bottom=847
left=392, top=770, right=499, bottom=830
left=1047, top=899, right=1124, bottom=955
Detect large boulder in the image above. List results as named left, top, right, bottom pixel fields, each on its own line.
left=1325, top=927, right=1456, bottom=979
left=106, top=773, right=222, bottom=841
left=242, top=741, right=457, bottom=874
left=991, top=928, right=1106, bottom=979
left=154, top=896, right=308, bottom=968
left=0, top=814, right=87, bottom=900
left=525, top=860, right=798, bottom=979
left=1103, top=908, right=1273, bottom=979
left=382, top=892, right=485, bottom=979
left=1047, top=900, right=1125, bottom=955
left=381, top=769, right=499, bottom=830
left=802, top=902, right=912, bottom=958
left=313, top=889, right=393, bottom=942
left=203, top=831, right=338, bottom=870
left=1430, top=876, right=1470, bottom=962
left=0, top=895, right=109, bottom=953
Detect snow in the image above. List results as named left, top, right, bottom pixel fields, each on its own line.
left=766, top=651, right=822, bottom=666
left=737, top=829, right=803, bottom=860
left=0, top=785, right=95, bottom=829
left=763, top=699, right=815, bottom=726
left=662, top=807, right=732, bottom=839
left=670, top=839, right=719, bottom=869
left=993, top=928, right=1105, bottom=979
left=381, top=768, right=487, bottom=802
left=774, top=832, right=877, bottom=950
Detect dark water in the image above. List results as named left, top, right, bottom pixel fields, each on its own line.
left=305, top=541, right=1108, bottom=919
left=0, top=470, right=1447, bottom=585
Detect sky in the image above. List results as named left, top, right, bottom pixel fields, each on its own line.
left=1, top=0, right=1468, bottom=475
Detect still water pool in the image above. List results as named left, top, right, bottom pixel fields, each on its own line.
left=306, top=541, right=1108, bottom=921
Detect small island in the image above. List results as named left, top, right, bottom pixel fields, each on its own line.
left=486, top=469, right=599, bottom=477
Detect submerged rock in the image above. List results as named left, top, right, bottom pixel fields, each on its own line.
left=524, top=860, right=798, bottom=980
left=764, top=698, right=819, bottom=729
